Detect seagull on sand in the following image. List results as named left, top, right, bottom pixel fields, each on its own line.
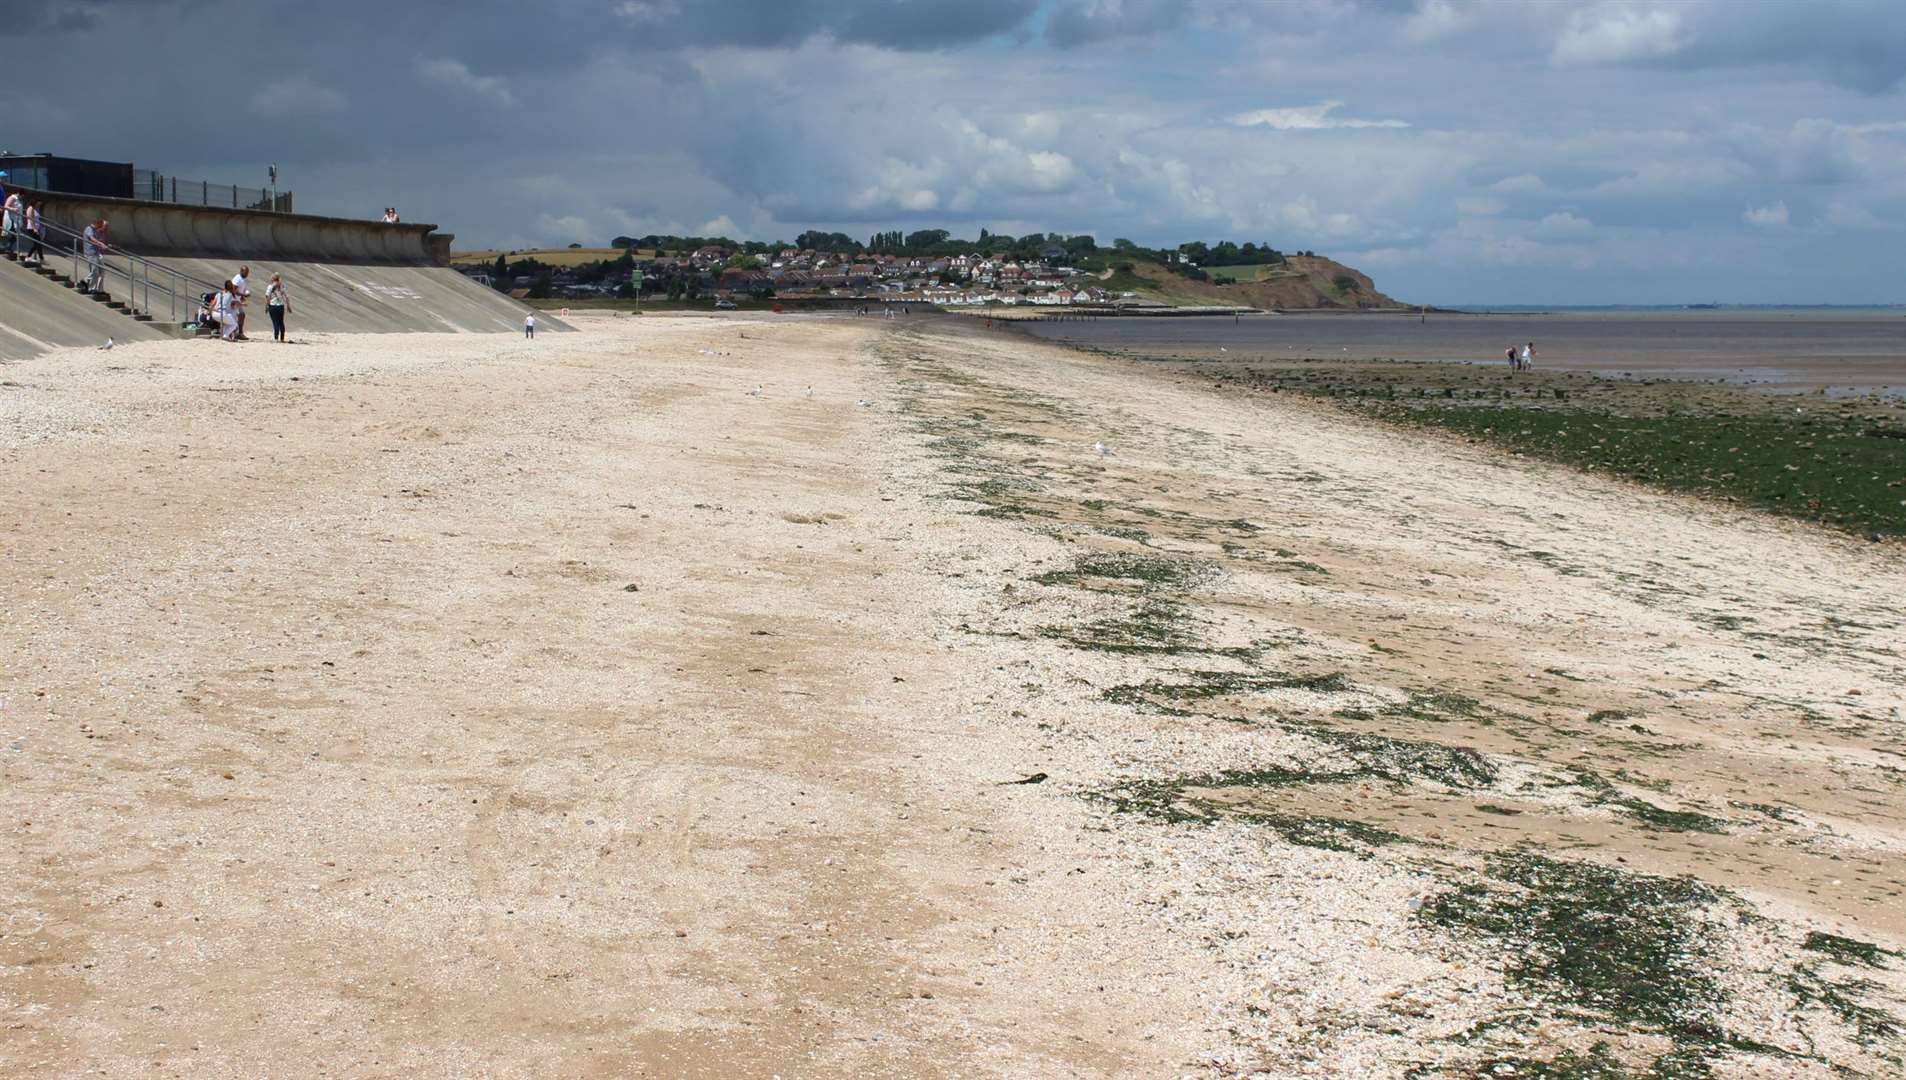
left=1092, top=441, right=1111, bottom=457
left=804, top=385, right=813, bottom=398
left=98, top=337, right=115, bottom=351
left=749, top=384, right=763, bottom=397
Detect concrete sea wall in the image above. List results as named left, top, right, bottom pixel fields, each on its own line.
left=24, top=189, right=449, bottom=265
left=3, top=189, right=567, bottom=349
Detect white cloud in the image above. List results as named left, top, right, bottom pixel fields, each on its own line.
left=1822, top=200, right=1888, bottom=230
left=1552, top=5, right=1685, bottom=67
left=1456, top=196, right=1506, bottom=216
left=415, top=56, right=517, bottom=107
left=1400, top=0, right=1466, bottom=43
left=613, top=0, right=680, bottom=22
left=1229, top=101, right=1408, bottom=131
left=1274, top=194, right=1365, bottom=238
left=251, top=74, right=348, bottom=117
left=962, top=121, right=1081, bottom=194
left=1536, top=210, right=1594, bottom=237
left=1491, top=174, right=1547, bottom=194
left=536, top=213, right=591, bottom=243
left=1743, top=200, right=1789, bottom=227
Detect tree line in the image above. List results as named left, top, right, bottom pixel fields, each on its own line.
left=605, top=230, right=1313, bottom=266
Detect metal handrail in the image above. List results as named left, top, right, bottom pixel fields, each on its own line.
left=28, top=216, right=226, bottom=325
left=136, top=172, right=291, bottom=212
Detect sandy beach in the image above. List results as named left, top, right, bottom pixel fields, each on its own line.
left=4, top=314, right=1904, bottom=1077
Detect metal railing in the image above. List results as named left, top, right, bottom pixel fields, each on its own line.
left=21, top=216, right=226, bottom=326
left=135, top=171, right=292, bottom=212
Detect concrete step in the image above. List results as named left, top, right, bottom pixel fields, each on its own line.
left=0, top=256, right=172, bottom=356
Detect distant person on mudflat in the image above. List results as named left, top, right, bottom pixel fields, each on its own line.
left=1522, top=342, right=1535, bottom=370
left=524, top=312, right=535, bottom=339
left=82, top=218, right=110, bottom=294
left=1506, top=345, right=1518, bottom=372
left=266, top=273, right=290, bottom=342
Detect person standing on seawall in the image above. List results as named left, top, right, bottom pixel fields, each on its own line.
left=22, top=200, right=45, bottom=266
left=266, top=273, right=290, bottom=343
left=1, top=187, right=21, bottom=255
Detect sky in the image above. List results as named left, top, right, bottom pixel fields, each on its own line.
left=4, top=0, right=1904, bottom=304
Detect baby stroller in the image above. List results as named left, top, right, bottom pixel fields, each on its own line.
left=195, top=292, right=222, bottom=334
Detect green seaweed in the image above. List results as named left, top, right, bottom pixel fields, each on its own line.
left=1418, top=853, right=1724, bottom=1034
left=1802, top=931, right=1897, bottom=969
left=1788, top=966, right=1901, bottom=1043
left=1032, top=552, right=1220, bottom=591
left=1095, top=771, right=1404, bottom=852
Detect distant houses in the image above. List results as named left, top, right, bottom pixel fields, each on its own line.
left=457, top=243, right=1120, bottom=307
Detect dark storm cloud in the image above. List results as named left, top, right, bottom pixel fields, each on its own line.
left=606, top=0, right=1035, bottom=52
left=0, top=9, right=102, bottom=35
left=1655, top=0, right=1906, bottom=93
left=1045, top=0, right=1187, bottom=47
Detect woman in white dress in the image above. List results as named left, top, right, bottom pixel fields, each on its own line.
left=216, top=283, right=240, bottom=341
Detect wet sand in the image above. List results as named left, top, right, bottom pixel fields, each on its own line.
left=1020, top=309, right=1906, bottom=396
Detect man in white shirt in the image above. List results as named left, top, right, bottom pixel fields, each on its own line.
left=230, top=265, right=252, bottom=340
left=524, top=312, right=535, bottom=339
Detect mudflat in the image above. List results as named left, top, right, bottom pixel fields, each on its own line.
left=3, top=314, right=1903, bottom=1078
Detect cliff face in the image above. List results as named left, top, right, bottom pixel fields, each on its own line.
left=1134, top=255, right=1404, bottom=310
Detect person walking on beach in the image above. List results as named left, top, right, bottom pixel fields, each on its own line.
left=1521, top=342, right=1536, bottom=371
left=265, top=273, right=290, bottom=342
left=81, top=218, right=110, bottom=294
left=230, top=265, right=252, bottom=340
left=1506, top=345, right=1518, bottom=372
left=524, top=312, right=535, bottom=339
